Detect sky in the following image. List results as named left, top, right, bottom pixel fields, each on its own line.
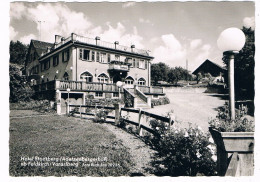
left=9, top=1, right=255, bottom=72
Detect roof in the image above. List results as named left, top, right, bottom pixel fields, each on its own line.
left=31, top=40, right=54, bottom=56
left=192, top=59, right=227, bottom=76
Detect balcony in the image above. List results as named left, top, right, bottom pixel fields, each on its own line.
left=32, top=80, right=120, bottom=93
left=108, top=61, right=130, bottom=72
left=32, top=80, right=165, bottom=96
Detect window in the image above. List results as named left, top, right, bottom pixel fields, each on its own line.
left=95, top=92, right=103, bottom=97
left=63, top=72, right=69, bottom=81
left=108, top=54, right=111, bottom=63
left=79, top=48, right=90, bottom=61
left=34, top=65, right=39, bottom=74
left=113, top=92, right=119, bottom=98
left=97, top=73, right=109, bottom=83
left=138, top=78, right=146, bottom=86
left=96, top=52, right=100, bottom=62
left=126, top=58, right=133, bottom=67
left=125, top=76, right=134, bottom=85
left=91, top=51, right=95, bottom=61
left=145, top=60, right=148, bottom=69
left=41, top=62, right=45, bottom=71
left=133, top=59, right=136, bottom=68
left=80, top=71, right=93, bottom=83
left=53, top=55, right=59, bottom=66
left=139, top=59, right=145, bottom=69
left=45, top=59, right=50, bottom=70
left=62, top=49, right=70, bottom=62
left=100, top=53, right=107, bottom=63
left=84, top=49, right=90, bottom=60
left=136, top=59, right=139, bottom=68
left=115, top=55, right=120, bottom=61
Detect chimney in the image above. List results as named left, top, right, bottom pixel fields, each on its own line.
left=55, top=35, right=62, bottom=48
left=95, top=36, right=100, bottom=45
left=114, top=41, right=119, bottom=49
left=61, top=37, right=65, bottom=44
left=131, top=45, right=135, bottom=52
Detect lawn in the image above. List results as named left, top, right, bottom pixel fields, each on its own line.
left=9, top=111, right=133, bottom=176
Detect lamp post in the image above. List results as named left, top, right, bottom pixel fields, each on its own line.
left=116, top=81, right=123, bottom=98
left=217, top=27, right=246, bottom=120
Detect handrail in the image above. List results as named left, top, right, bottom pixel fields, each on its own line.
left=136, top=87, right=148, bottom=103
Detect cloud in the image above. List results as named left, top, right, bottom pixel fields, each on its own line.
left=153, top=35, right=213, bottom=71
left=10, top=3, right=92, bottom=43
left=9, top=26, right=18, bottom=40
left=190, top=39, right=202, bottom=50
left=188, top=43, right=212, bottom=72
left=122, top=2, right=136, bottom=8
left=10, top=3, right=144, bottom=49
left=20, top=34, right=37, bottom=44
left=10, top=2, right=26, bottom=20
left=243, top=17, right=255, bottom=30
left=153, top=34, right=187, bottom=68
left=139, top=18, right=150, bottom=24
left=91, top=22, right=144, bottom=49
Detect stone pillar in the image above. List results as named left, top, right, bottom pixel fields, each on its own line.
left=114, top=103, right=122, bottom=125
left=56, top=90, right=61, bottom=115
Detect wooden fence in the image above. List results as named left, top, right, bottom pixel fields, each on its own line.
left=68, top=104, right=174, bottom=136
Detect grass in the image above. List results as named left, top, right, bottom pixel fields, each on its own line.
left=9, top=111, right=133, bottom=176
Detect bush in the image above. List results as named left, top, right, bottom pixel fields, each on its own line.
left=10, top=100, right=55, bottom=113
left=209, top=102, right=254, bottom=132
left=9, top=64, right=34, bottom=103
left=151, top=96, right=170, bottom=107
left=92, top=109, right=109, bottom=123
left=148, top=120, right=217, bottom=176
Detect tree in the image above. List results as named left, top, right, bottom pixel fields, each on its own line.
left=167, top=67, right=191, bottom=84
left=151, top=62, right=170, bottom=84
left=9, top=40, right=28, bottom=65
left=222, top=27, right=255, bottom=100
left=9, top=64, right=34, bottom=103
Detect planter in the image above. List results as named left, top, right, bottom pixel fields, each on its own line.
left=209, top=127, right=254, bottom=176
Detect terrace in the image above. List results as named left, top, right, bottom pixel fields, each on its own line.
left=32, top=80, right=164, bottom=95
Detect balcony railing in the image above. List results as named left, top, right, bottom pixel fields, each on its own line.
left=108, top=63, right=129, bottom=72
left=137, top=85, right=164, bottom=94
left=32, top=80, right=164, bottom=95
left=33, top=80, right=120, bottom=93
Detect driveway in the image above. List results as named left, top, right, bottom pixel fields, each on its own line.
left=146, top=87, right=227, bottom=131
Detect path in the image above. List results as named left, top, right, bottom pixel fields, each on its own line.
left=103, top=123, right=156, bottom=176
left=146, top=87, right=227, bottom=131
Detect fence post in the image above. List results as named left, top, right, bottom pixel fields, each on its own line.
left=66, top=102, right=70, bottom=116
left=114, top=103, right=122, bottom=125
left=138, top=108, right=143, bottom=136
left=168, top=112, right=174, bottom=130
left=80, top=105, right=82, bottom=119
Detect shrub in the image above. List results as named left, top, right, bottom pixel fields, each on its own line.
left=151, top=96, right=170, bottom=107
left=118, top=113, right=129, bottom=129
left=10, top=100, right=55, bottom=113
left=209, top=102, right=254, bottom=132
left=92, top=109, right=109, bottom=123
left=148, top=120, right=217, bottom=176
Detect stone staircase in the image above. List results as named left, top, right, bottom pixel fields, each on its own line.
left=128, top=89, right=151, bottom=109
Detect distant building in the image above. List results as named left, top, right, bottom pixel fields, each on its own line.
left=192, top=59, right=227, bottom=78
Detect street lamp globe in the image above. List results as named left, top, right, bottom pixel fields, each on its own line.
left=217, top=27, right=246, bottom=52
left=116, top=81, right=123, bottom=87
